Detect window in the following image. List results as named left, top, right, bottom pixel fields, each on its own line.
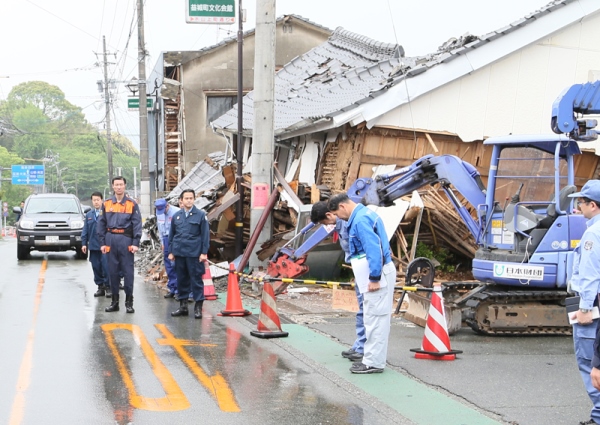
left=494, top=147, right=568, bottom=204
left=206, top=96, right=236, bottom=125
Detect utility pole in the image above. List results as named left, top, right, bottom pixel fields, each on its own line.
left=234, top=0, right=244, bottom=258
left=102, top=36, right=114, bottom=184
left=249, top=0, right=276, bottom=268
left=137, top=0, right=150, bottom=217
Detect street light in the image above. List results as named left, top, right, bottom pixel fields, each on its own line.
left=125, top=77, right=139, bottom=96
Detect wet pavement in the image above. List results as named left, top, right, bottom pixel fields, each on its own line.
left=0, top=238, right=405, bottom=425
left=1, top=235, right=592, bottom=425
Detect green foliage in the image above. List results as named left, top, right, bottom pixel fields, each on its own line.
left=0, top=146, right=32, bottom=224
left=414, top=242, right=459, bottom=273
left=0, top=81, right=139, bottom=204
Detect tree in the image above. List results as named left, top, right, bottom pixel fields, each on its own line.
left=0, top=146, right=32, bottom=225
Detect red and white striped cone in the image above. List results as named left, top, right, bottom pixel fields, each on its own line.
left=250, top=281, right=289, bottom=339
left=202, top=261, right=218, bottom=300
left=410, top=281, right=462, bottom=360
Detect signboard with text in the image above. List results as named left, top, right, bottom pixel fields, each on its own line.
left=186, top=0, right=235, bottom=24
left=127, top=97, right=154, bottom=110
left=11, top=165, right=45, bottom=185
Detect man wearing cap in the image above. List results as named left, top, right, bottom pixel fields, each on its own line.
left=567, top=180, right=600, bottom=425
left=155, top=198, right=180, bottom=299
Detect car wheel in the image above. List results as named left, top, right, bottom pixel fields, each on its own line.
left=17, top=244, right=30, bottom=260
left=75, top=247, right=87, bottom=260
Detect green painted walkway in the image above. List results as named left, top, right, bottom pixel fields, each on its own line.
left=281, top=324, right=501, bottom=425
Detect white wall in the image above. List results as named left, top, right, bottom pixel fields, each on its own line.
left=375, top=10, right=600, bottom=151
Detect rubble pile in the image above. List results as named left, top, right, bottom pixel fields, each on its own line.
left=136, top=154, right=478, bottom=290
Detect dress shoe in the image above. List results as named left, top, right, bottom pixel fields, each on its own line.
left=194, top=301, right=204, bottom=319
left=94, top=286, right=106, bottom=297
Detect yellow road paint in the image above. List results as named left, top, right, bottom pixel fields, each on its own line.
left=155, top=324, right=241, bottom=412
left=101, top=323, right=190, bottom=411
left=9, top=259, right=47, bottom=425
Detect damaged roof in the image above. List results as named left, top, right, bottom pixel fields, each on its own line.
left=162, top=14, right=332, bottom=67
left=212, top=0, right=595, bottom=140
left=166, top=152, right=226, bottom=210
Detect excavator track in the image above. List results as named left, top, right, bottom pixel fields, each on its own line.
left=459, top=286, right=571, bottom=336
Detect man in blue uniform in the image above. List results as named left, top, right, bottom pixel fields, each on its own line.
left=155, top=198, right=180, bottom=299
left=97, top=176, right=142, bottom=314
left=329, top=193, right=396, bottom=374
left=567, top=180, right=600, bottom=425
left=311, top=201, right=365, bottom=363
left=81, top=192, right=110, bottom=297
left=168, top=189, right=210, bottom=319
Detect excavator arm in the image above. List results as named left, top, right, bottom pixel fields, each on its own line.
left=551, top=81, right=600, bottom=141
left=268, top=154, right=488, bottom=280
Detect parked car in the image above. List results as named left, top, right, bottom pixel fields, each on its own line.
left=14, top=193, right=91, bottom=260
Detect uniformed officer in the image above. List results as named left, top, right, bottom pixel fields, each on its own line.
left=81, top=191, right=110, bottom=297
left=97, top=176, right=142, bottom=314
left=567, top=180, right=600, bottom=425
left=155, top=198, right=180, bottom=298
left=168, top=189, right=210, bottom=319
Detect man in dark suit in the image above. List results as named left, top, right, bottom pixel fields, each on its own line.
left=81, top=192, right=109, bottom=297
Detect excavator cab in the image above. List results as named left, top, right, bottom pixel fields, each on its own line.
left=473, top=134, right=587, bottom=288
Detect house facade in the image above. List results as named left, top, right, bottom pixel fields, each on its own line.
left=146, top=15, right=331, bottom=193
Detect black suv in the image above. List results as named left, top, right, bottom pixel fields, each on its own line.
left=14, top=193, right=91, bottom=260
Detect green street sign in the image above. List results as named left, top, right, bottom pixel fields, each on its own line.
left=128, top=98, right=153, bottom=109
left=186, top=0, right=235, bottom=24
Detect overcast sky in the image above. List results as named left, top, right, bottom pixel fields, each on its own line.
left=0, top=0, right=550, bottom=148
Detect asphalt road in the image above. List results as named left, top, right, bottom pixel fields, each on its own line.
left=0, top=238, right=403, bottom=425
left=0, top=235, right=593, bottom=425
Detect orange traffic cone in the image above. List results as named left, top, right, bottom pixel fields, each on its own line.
left=410, top=281, right=462, bottom=360
left=218, top=263, right=251, bottom=317
left=202, top=261, right=218, bottom=300
left=250, top=281, right=289, bottom=339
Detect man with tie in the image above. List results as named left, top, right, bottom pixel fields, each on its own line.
left=81, top=191, right=110, bottom=297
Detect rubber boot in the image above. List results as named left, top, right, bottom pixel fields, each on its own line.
left=125, top=295, right=135, bottom=314
left=105, top=294, right=119, bottom=312
left=194, top=300, right=204, bottom=319
left=171, top=300, right=189, bottom=317
left=105, top=286, right=113, bottom=298
left=94, top=286, right=106, bottom=297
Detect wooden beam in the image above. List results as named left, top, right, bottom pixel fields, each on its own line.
left=274, top=163, right=304, bottom=207
left=425, top=133, right=439, bottom=153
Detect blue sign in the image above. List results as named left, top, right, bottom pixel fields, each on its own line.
left=12, top=165, right=45, bottom=185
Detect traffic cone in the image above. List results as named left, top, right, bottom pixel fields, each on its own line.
left=202, top=261, right=218, bottom=301
left=410, top=281, right=462, bottom=360
left=250, top=281, right=289, bottom=339
left=218, top=263, right=251, bottom=317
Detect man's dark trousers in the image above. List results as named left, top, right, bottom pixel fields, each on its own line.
left=174, top=257, right=205, bottom=301
left=163, top=236, right=178, bottom=294
left=106, top=233, right=134, bottom=295
left=89, top=250, right=109, bottom=288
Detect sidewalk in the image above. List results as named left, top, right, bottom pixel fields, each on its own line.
left=239, top=284, right=588, bottom=425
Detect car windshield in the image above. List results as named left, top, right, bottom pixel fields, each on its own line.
left=26, top=198, right=80, bottom=214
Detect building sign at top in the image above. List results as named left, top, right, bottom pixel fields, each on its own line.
left=186, top=0, right=235, bottom=24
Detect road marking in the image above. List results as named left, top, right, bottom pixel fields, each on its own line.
left=156, top=324, right=241, bottom=412
left=8, top=258, right=47, bottom=425
left=101, top=323, right=190, bottom=411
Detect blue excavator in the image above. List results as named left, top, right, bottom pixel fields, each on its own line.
left=267, top=81, right=600, bottom=335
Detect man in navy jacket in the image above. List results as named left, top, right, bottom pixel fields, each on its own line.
left=81, top=192, right=109, bottom=297
left=168, top=189, right=210, bottom=319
